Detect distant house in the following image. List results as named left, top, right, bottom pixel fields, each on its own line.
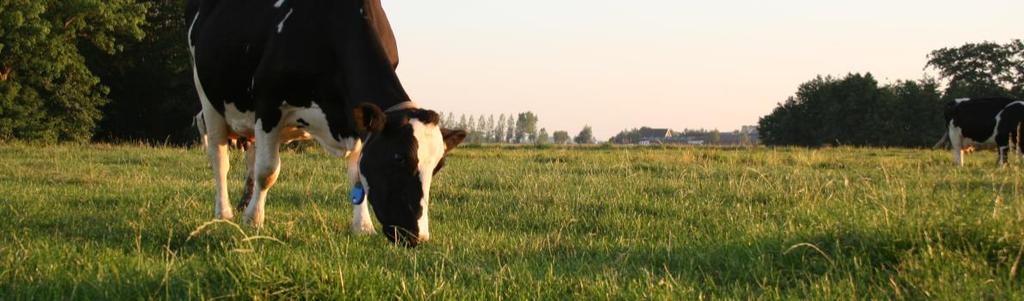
left=638, top=128, right=672, bottom=145
left=612, top=125, right=760, bottom=145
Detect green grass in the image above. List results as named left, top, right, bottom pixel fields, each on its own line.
left=2, top=143, right=1024, bottom=299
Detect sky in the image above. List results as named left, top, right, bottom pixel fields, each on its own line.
left=383, top=0, right=1023, bottom=139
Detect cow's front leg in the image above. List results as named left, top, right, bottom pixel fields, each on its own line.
left=949, top=128, right=965, bottom=167
left=244, top=120, right=282, bottom=227
left=203, top=111, right=234, bottom=220
left=348, top=140, right=375, bottom=234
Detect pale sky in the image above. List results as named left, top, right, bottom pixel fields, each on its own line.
left=384, top=0, right=1023, bottom=139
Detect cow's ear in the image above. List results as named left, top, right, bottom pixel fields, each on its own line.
left=441, top=128, right=467, bottom=152
left=353, top=103, right=386, bottom=134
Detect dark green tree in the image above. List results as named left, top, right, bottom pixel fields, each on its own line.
left=514, top=111, right=538, bottom=143
left=553, top=130, right=570, bottom=144
left=758, top=74, right=943, bottom=147
left=91, top=0, right=198, bottom=144
left=0, top=0, right=149, bottom=142
left=536, top=128, right=549, bottom=145
left=927, top=40, right=1023, bottom=99
left=574, top=126, right=594, bottom=144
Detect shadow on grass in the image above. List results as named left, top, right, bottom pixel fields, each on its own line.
left=527, top=225, right=1021, bottom=298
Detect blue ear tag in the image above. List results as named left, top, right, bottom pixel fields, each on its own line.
left=351, top=184, right=366, bottom=205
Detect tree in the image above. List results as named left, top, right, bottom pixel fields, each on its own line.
left=758, top=73, right=943, bottom=147
left=709, top=130, right=721, bottom=145
left=0, top=0, right=149, bottom=142
left=91, top=0, right=198, bottom=144
left=927, top=40, right=1023, bottom=99
left=536, top=128, right=549, bottom=145
left=574, top=126, right=595, bottom=144
left=553, top=131, right=570, bottom=144
left=610, top=128, right=645, bottom=144
left=515, top=111, right=539, bottom=143
left=505, top=117, right=516, bottom=143
left=484, top=115, right=495, bottom=143
left=739, top=132, right=751, bottom=145
left=495, top=114, right=506, bottom=143
left=443, top=112, right=455, bottom=128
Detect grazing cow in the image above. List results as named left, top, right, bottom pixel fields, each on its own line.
left=187, top=0, right=466, bottom=246
left=942, top=97, right=1024, bottom=166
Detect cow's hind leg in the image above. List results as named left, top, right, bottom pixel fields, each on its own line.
left=203, top=110, right=235, bottom=220
left=347, top=140, right=375, bottom=235
left=243, top=120, right=282, bottom=227
left=999, top=144, right=1010, bottom=166
left=237, top=143, right=256, bottom=211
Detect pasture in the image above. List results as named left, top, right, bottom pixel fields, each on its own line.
left=1, top=144, right=1023, bottom=299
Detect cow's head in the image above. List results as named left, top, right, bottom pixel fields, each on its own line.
left=353, top=103, right=466, bottom=247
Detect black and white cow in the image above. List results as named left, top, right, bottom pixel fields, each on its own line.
left=943, top=97, right=1024, bottom=166
left=187, top=0, right=466, bottom=246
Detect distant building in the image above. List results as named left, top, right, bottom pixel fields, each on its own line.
left=613, top=125, right=760, bottom=145
left=638, top=128, right=672, bottom=145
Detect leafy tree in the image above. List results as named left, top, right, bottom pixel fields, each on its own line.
left=495, top=114, right=506, bottom=143
left=505, top=117, right=516, bottom=143
left=515, top=111, right=538, bottom=143
left=443, top=112, right=455, bottom=127
left=91, top=0, right=197, bottom=144
left=739, top=132, right=751, bottom=145
left=553, top=130, right=570, bottom=144
left=927, top=40, right=1023, bottom=99
left=536, top=128, right=549, bottom=145
left=0, top=0, right=149, bottom=142
left=758, top=73, right=943, bottom=147
left=709, top=130, right=721, bottom=145
left=455, top=114, right=466, bottom=131
left=574, top=126, right=594, bottom=144
left=484, top=115, right=495, bottom=142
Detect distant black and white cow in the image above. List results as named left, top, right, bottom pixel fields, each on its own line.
left=187, top=0, right=466, bottom=246
left=942, top=97, right=1024, bottom=166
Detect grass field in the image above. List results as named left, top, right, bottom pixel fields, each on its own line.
left=2, top=144, right=1024, bottom=299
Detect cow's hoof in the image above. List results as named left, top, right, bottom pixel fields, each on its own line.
left=216, top=210, right=235, bottom=221
left=245, top=219, right=264, bottom=228
left=351, top=223, right=376, bottom=235
left=243, top=212, right=264, bottom=228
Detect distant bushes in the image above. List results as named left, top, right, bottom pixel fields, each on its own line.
left=759, top=40, right=1023, bottom=147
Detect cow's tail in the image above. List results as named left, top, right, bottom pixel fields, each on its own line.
left=933, top=132, right=950, bottom=149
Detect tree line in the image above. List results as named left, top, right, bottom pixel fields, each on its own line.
left=438, top=111, right=595, bottom=145
left=759, top=40, right=1023, bottom=147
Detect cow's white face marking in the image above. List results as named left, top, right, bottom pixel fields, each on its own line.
left=277, top=9, right=294, bottom=33
left=273, top=0, right=286, bottom=8
left=956, top=97, right=971, bottom=104
left=410, top=119, right=446, bottom=242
